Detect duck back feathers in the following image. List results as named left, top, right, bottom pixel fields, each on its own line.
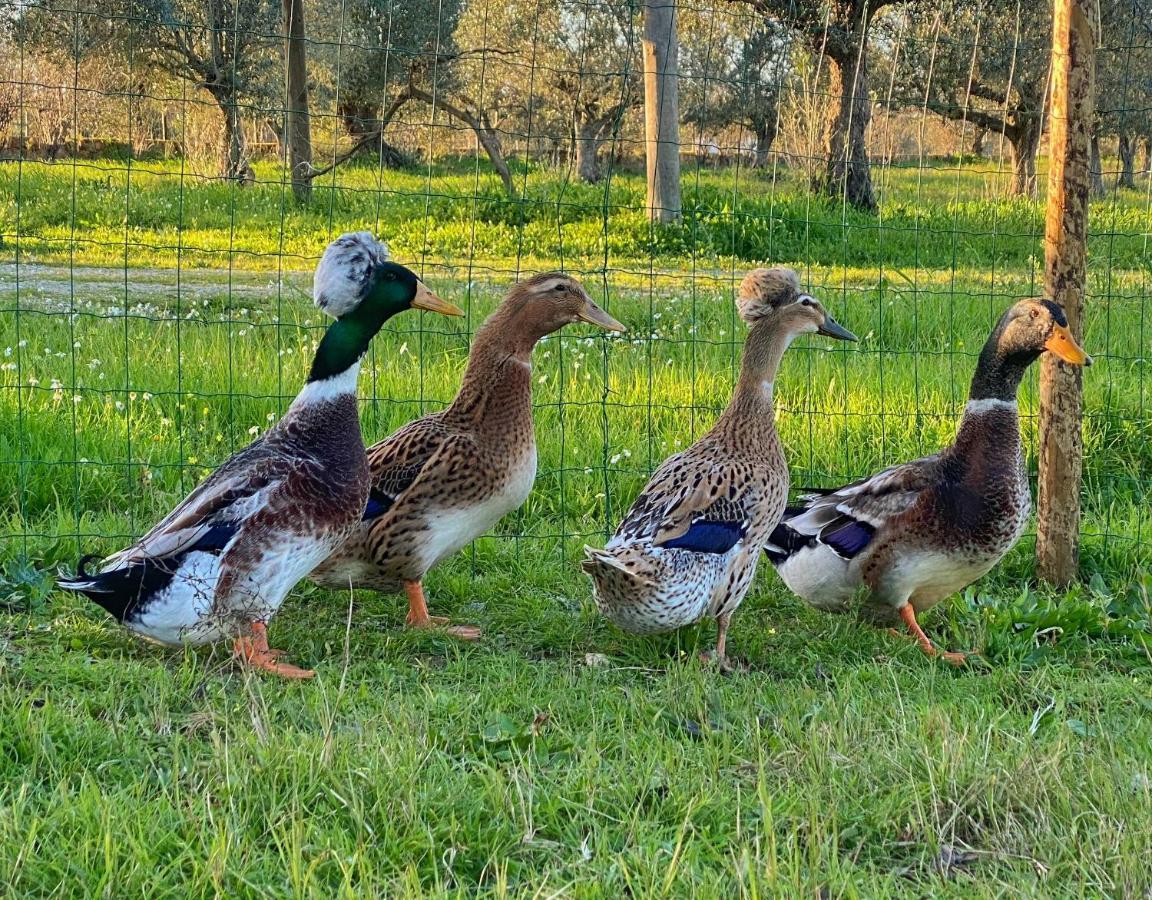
left=766, top=298, right=1089, bottom=624
left=584, top=270, right=855, bottom=644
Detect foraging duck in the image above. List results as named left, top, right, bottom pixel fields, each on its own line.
left=310, top=272, right=624, bottom=638
left=765, top=298, right=1091, bottom=663
left=582, top=269, right=857, bottom=669
left=58, top=233, right=463, bottom=677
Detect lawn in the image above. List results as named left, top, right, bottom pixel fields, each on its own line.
left=1, top=156, right=1151, bottom=896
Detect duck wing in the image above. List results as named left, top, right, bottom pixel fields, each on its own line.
left=361, top=415, right=479, bottom=522
left=767, top=454, right=942, bottom=562
left=614, top=452, right=764, bottom=555
left=100, top=437, right=299, bottom=569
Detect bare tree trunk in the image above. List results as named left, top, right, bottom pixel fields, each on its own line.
left=574, top=115, right=603, bottom=183
left=1089, top=133, right=1105, bottom=196
left=283, top=0, right=312, bottom=203
left=336, top=100, right=411, bottom=168
left=474, top=126, right=515, bottom=196
left=821, top=46, right=876, bottom=212
left=642, top=0, right=681, bottom=224
left=971, top=125, right=987, bottom=157
left=1037, top=0, right=1097, bottom=587
left=405, top=84, right=517, bottom=198
left=1142, top=135, right=1151, bottom=174
left=1116, top=129, right=1135, bottom=189
left=1008, top=118, right=1042, bottom=197
left=751, top=118, right=777, bottom=168
left=213, top=87, right=254, bottom=183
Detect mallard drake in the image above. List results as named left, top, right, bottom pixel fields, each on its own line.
left=582, top=269, right=857, bottom=669
left=310, top=272, right=624, bottom=638
left=58, top=233, right=463, bottom=677
left=765, top=298, right=1091, bottom=663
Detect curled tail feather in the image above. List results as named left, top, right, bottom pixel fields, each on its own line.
left=581, top=546, right=656, bottom=589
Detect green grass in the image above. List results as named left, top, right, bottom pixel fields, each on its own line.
left=1, top=157, right=1151, bottom=895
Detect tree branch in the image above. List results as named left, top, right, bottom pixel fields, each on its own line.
left=405, top=80, right=518, bottom=198
left=924, top=98, right=1010, bottom=135
left=305, top=93, right=412, bottom=180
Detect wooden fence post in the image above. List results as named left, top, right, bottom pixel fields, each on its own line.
left=1036, top=0, right=1098, bottom=586
left=283, top=0, right=313, bottom=204
left=642, top=0, right=682, bottom=224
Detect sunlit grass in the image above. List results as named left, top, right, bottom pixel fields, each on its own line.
left=3, top=155, right=1150, bottom=273
left=1, top=159, right=1151, bottom=895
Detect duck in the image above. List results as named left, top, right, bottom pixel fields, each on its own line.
left=582, top=268, right=857, bottom=669
left=310, top=272, right=625, bottom=638
left=765, top=298, right=1091, bottom=663
left=57, top=232, right=464, bottom=677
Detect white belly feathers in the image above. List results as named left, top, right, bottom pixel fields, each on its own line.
left=416, top=444, right=537, bottom=572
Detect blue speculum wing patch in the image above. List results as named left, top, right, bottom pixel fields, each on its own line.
left=658, top=520, right=745, bottom=554
left=362, top=489, right=395, bottom=521
left=194, top=522, right=239, bottom=553
left=822, top=520, right=875, bottom=558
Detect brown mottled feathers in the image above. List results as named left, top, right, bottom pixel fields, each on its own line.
left=614, top=447, right=771, bottom=548
left=106, top=400, right=368, bottom=570
left=366, top=415, right=477, bottom=507
left=787, top=455, right=941, bottom=534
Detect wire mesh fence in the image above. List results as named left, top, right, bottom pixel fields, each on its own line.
left=1, top=0, right=1149, bottom=596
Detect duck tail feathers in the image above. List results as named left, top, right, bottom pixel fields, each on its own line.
left=581, top=545, right=656, bottom=587
left=57, top=554, right=110, bottom=592
left=58, top=553, right=171, bottom=622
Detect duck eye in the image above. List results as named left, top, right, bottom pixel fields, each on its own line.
left=800, top=298, right=813, bottom=307
left=554, top=284, right=565, bottom=292
left=1030, top=308, right=1039, bottom=319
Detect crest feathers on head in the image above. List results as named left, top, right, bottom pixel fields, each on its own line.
left=314, top=232, right=391, bottom=318
left=737, top=267, right=801, bottom=323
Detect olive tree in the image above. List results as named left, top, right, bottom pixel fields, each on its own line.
left=883, top=0, right=1051, bottom=196
left=732, top=0, right=902, bottom=211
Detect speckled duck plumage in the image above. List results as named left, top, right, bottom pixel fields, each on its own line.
left=57, top=233, right=463, bottom=677
left=582, top=268, right=857, bottom=667
left=765, top=298, right=1091, bottom=663
left=311, top=272, right=624, bottom=639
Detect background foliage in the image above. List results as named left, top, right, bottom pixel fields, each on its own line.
left=1, top=0, right=1151, bottom=895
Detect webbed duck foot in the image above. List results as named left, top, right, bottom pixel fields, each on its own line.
left=409, top=615, right=483, bottom=641
left=698, top=613, right=743, bottom=674
left=234, top=622, right=315, bottom=679
left=699, top=650, right=745, bottom=675
left=896, top=606, right=971, bottom=667
left=403, top=581, right=482, bottom=641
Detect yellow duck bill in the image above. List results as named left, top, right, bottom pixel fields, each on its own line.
left=1044, top=323, right=1092, bottom=366
left=412, top=282, right=465, bottom=317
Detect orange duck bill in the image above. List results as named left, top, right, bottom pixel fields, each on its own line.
left=1044, top=324, right=1092, bottom=366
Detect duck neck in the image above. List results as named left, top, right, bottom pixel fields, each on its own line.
left=967, top=326, right=1037, bottom=404
left=446, top=304, right=539, bottom=424
left=289, top=310, right=389, bottom=415
left=307, top=309, right=388, bottom=384
left=951, top=331, right=1028, bottom=464
left=715, top=316, right=794, bottom=440
left=289, top=358, right=362, bottom=414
